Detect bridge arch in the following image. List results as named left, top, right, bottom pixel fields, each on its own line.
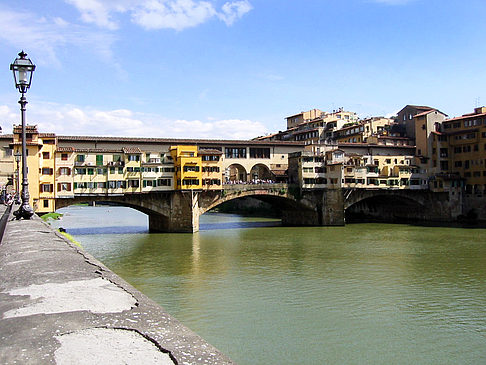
left=344, top=190, right=427, bottom=223
left=54, top=192, right=194, bottom=233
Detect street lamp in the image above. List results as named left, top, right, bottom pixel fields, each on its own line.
left=10, top=51, right=35, bottom=220
left=14, top=151, right=21, bottom=204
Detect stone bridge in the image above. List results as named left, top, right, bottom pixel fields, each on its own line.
left=55, top=185, right=459, bottom=232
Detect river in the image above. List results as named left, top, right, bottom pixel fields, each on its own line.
left=51, top=205, right=486, bottom=364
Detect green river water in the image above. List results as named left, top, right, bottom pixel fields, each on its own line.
left=51, top=206, right=486, bottom=364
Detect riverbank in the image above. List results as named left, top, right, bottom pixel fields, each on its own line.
left=0, top=205, right=235, bottom=364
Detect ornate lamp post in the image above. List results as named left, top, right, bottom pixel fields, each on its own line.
left=10, top=51, right=35, bottom=219
left=14, top=151, right=21, bottom=204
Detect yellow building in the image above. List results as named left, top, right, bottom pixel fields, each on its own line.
left=11, top=125, right=56, bottom=213
left=170, top=145, right=203, bottom=190
left=433, top=107, right=486, bottom=194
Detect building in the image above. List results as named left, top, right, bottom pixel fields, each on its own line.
left=288, top=143, right=426, bottom=190
left=256, top=107, right=359, bottom=144
left=431, top=107, right=486, bottom=194
left=334, top=117, right=394, bottom=144
left=396, top=105, right=446, bottom=140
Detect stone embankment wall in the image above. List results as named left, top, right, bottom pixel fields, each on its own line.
left=0, top=207, right=234, bottom=365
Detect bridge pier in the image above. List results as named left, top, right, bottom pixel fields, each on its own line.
left=148, top=191, right=200, bottom=233
left=281, top=189, right=345, bottom=226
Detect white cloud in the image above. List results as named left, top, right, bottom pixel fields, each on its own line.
left=218, top=0, right=253, bottom=26
left=0, top=7, right=116, bottom=67
left=0, top=102, right=267, bottom=140
left=65, top=0, right=252, bottom=31
left=131, top=0, right=216, bottom=31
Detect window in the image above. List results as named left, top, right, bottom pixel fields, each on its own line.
left=96, top=155, right=103, bottom=166
left=157, top=178, right=171, bottom=186
left=42, top=152, right=50, bottom=159
left=40, top=184, right=53, bottom=192
left=61, top=153, right=69, bottom=161
left=43, top=200, right=49, bottom=208
left=42, top=168, right=53, bottom=175
left=128, top=155, right=140, bottom=162
left=225, top=147, right=246, bottom=158
left=59, top=167, right=71, bottom=175
left=97, top=168, right=106, bottom=175
left=87, top=168, right=94, bottom=175
left=440, top=161, right=448, bottom=171
left=128, top=179, right=140, bottom=188
left=76, top=155, right=85, bottom=162
left=182, top=179, right=199, bottom=185
left=201, top=155, right=220, bottom=161
left=249, top=148, right=270, bottom=159
left=97, top=182, right=106, bottom=189
left=57, top=183, right=71, bottom=191
left=75, top=168, right=86, bottom=175
left=143, top=180, right=155, bottom=188
left=183, top=165, right=200, bottom=172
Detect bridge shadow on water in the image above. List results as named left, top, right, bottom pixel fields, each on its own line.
left=64, top=221, right=281, bottom=235
left=199, top=220, right=281, bottom=231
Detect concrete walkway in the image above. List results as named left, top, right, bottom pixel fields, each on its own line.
left=0, top=206, right=235, bottom=365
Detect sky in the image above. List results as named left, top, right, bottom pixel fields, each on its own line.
left=0, top=0, right=485, bottom=140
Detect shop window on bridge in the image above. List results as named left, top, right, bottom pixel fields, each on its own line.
left=128, top=180, right=140, bottom=188
left=225, top=147, right=246, bottom=159
left=74, top=182, right=88, bottom=189
left=143, top=180, right=155, bottom=188
left=249, top=148, right=270, bottom=159
left=183, top=179, right=199, bottom=186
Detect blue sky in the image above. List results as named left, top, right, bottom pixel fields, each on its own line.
left=1, top=0, right=485, bottom=139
